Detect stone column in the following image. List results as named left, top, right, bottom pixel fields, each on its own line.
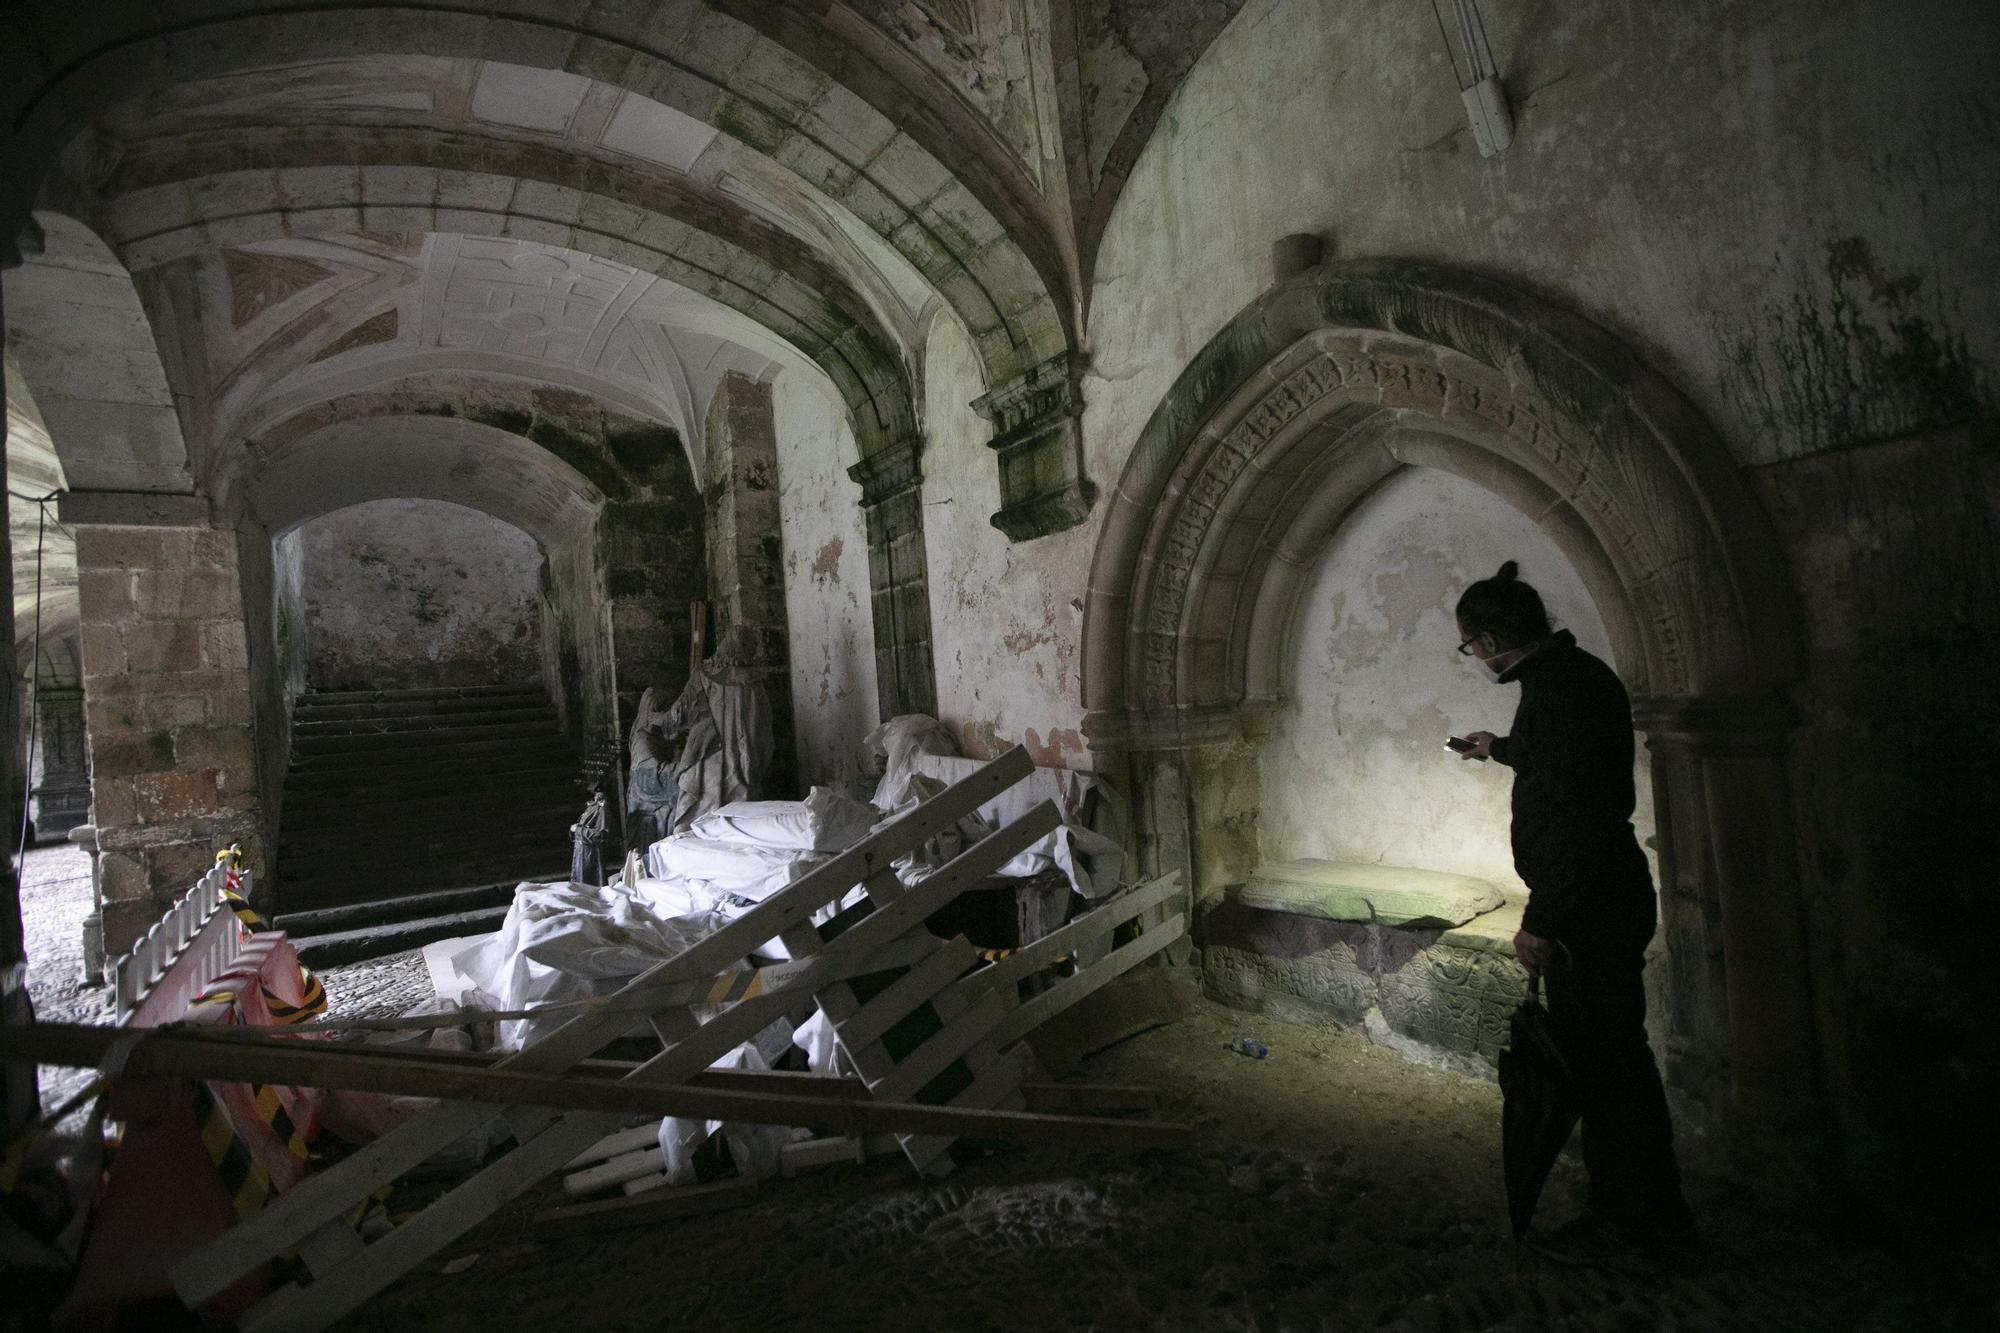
left=1635, top=691, right=1833, bottom=1182
left=703, top=373, right=797, bottom=796
left=972, top=352, right=1094, bottom=542
left=1084, top=702, right=1272, bottom=967
left=847, top=437, right=937, bottom=719
left=66, top=497, right=264, bottom=954
left=31, top=680, right=90, bottom=835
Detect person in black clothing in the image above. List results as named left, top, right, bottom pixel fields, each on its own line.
left=1454, top=560, right=1695, bottom=1251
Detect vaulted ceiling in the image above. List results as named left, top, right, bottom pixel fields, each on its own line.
left=1, top=0, right=1245, bottom=656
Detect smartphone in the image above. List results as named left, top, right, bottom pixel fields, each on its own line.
left=1445, top=735, right=1488, bottom=760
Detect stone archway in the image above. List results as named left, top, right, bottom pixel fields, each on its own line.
left=1081, top=258, right=1823, bottom=1159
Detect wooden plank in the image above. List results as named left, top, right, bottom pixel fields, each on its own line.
left=990, top=914, right=1186, bottom=1051
left=565, top=1122, right=660, bottom=1169
left=564, top=1145, right=663, bottom=1196
left=968, top=874, right=1182, bottom=995
left=533, top=1174, right=755, bottom=1238
left=833, top=935, right=978, bottom=1054
left=167, top=874, right=975, bottom=1306
left=227, top=985, right=818, bottom=1330
left=178, top=754, right=1049, bottom=1317
left=899, top=1046, right=1039, bottom=1174
left=240, top=1108, right=631, bottom=1333
left=867, top=988, right=1009, bottom=1106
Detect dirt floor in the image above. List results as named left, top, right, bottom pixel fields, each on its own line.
left=18, top=844, right=1995, bottom=1331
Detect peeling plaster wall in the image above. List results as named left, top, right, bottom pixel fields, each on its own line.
left=920, top=314, right=1092, bottom=768
left=1080, top=0, right=1996, bottom=480
left=773, top=369, right=879, bottom=789
left=1027, top=0, right=1997, bottom=1188
left=298, top=499, right=542, bottom=691
left=1258, top=465, right=1655, bottom=890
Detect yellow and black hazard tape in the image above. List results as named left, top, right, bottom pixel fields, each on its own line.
left=219, top=886, right=268, bottom=932
left=263, top=967, right=327, bottom=1025
left=191, top=1079, right=273, bottom=1222
left=699, top=967, right=766, bottom=1006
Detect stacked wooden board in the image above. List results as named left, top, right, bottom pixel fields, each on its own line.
left=2, top=745, right=1189, bottom=1332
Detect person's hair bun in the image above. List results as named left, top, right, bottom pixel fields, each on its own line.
left=1495, top=560, right=1519, bottom=581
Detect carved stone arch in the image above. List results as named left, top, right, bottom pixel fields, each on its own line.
left=107, top=167, right=915, bottom=459
left=0, top=8, right=1068, bottom=386
left=1081, top=259, right=1825, bottom=1160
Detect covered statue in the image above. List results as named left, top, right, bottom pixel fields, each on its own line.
left=625, top=623, right=774, bottom=847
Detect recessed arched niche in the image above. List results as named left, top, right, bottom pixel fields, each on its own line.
left=1255, top=456, right=1656, bottom=893
left=1082, top=259, right=1820, bottom=1156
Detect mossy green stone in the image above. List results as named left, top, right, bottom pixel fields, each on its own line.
left=1241, top=859, right=1504, bottom=930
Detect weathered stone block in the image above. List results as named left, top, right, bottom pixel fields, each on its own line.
left=139, top=694, right=210, bottom=730
left=97, top=850, right=146, bottom=904
left=133, top=768, right=222, bottom=823
left=78, top=568, right=137, bottom=621
left=89, top=769, right=136, bottom=825
left=1240, top=859, right=1504, bottom=930
left=77, top=526, right=182, bottom=570
left=201, top=621, right=250, bottom=670
left=122, top=620, right=204, bottom=673
left=90, top=730, right=178, bottom=778
left=146, top=840, right=220, bottom=894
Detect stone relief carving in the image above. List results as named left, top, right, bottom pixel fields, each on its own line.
left=1134, top=342, right=1703, bottom=709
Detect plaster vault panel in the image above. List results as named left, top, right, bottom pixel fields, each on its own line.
left=202, top=234, right=812, bottom=482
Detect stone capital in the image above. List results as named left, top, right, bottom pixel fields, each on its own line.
left=972, top=352, right=1095, bottom=541
left=1633, top=690, right=1798, bottom=757
left=845, top=435, right=923, bottom=507
left=57, top=489, right=210, bottom=528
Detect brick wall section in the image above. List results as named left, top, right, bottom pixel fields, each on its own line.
left=704, top=374, right=799, bottom=797
left=76, top=524, right=264, bottom=954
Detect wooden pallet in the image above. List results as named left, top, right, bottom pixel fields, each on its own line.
left=154, top=746, right=1090, bottom=1332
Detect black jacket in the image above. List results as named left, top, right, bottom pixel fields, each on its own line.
left=1488, top=631, right=1654, bottom=943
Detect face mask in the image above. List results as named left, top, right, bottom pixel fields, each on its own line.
left=1481, top=645, right=1524, bottom=677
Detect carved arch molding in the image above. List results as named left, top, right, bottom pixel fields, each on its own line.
left=1081, top=259, right=1831, bottom=1159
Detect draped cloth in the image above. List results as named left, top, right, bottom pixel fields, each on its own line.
left=625, top=625, right=774, bottom=846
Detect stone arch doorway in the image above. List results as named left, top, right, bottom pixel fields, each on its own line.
left=1081, top=259, right=1822, bottom=1157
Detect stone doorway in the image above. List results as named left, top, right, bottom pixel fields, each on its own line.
left=1080, top=259, right=1822, bottom=1163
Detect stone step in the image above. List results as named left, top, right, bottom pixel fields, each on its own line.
left=290, top=704, right=558, bottom=736
left=282, top=782, right=587, bottom=819
left=291, top=904, right=517, bottom=968
left=291, top=694, right=555, bottom=724
left=280, top=773, right=589, bottom=816
left=272, top=879, right=524, bottom=936
left=298, top=683, right=545, bottom=707
left=276, top=850, right=572, bottom=912
left=284, top=735, right=576, bottom=775
left=278, top=813, right=578, bottom=865
left=290, top=718, right=564, bottom=756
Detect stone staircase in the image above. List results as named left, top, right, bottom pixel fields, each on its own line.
left=272, top=683, right=584, bottom=965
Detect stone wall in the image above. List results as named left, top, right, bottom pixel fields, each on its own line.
left=874, top=0, right=1997, bottom=1193
left=703, top=373, right=798, bottom=798
left=76, top=523, right=261, bottom=953
left=298, top=498, right=543, bottom=691
left=921, top=313, right=1092, bottom=767
left=772, top=369, right=878, bottom=789
left=1258, top=464, right=1653, bottom=890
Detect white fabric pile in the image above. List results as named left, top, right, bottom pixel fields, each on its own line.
left=409, top=723, right=1128, bottom=1190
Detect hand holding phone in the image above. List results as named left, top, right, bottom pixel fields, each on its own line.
left=1445, top=735, right=1489, bottom=761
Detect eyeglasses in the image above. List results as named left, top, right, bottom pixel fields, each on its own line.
left=1456, top=634, right=1481, bottom=656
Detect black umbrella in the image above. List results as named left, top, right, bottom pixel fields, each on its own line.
left=1498, top=971, right=1578, bottom=1240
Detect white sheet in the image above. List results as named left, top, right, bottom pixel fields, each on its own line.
left=688, top=787, right=879, bottom=853
left=444, top=881, right=733, bottom=1049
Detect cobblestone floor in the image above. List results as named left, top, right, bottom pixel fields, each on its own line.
left=16, top=856, right=1994, bottom=1329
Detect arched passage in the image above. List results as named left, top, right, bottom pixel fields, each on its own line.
left=1081, top=258, right=1822, bottom=1153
